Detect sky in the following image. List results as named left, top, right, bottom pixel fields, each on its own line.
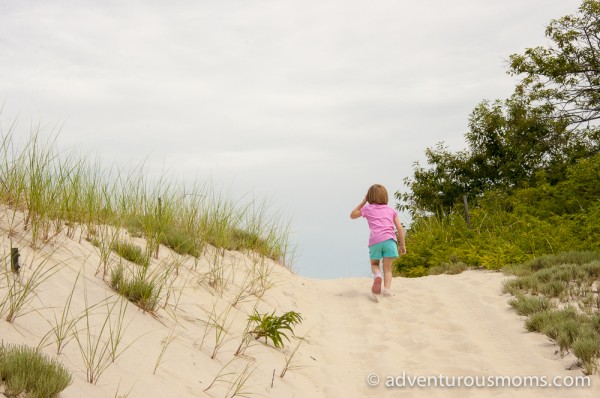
left=0, top=0, right=582, bottom=278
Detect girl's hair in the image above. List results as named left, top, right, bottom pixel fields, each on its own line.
left=366, top=184, right=388, bottom=205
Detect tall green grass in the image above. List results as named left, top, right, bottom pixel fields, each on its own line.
left=0, top=131, right=294, bottom=268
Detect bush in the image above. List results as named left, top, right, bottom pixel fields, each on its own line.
left=160, top=225, right=202, bottom=257
left=0, top=343, right=72, bottom=398
left=508, top=295, right=554, bottom=316
left=429, top=261, right=469, bottom=275
left=572, top=334, right=600, bottom=374
left=395, top=156, right=600, bottom=274
left=110, top=265, right=160, bottom=312
left=524, top=307, right=581, bottom=336
left=513, top=252, right=600, bottom=276
left=111, top=240, right=149, bottom=268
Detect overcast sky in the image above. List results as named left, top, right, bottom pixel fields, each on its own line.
left=0, top=0, right=581, bottom=278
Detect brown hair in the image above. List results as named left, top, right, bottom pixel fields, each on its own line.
left=366, top=184, right=388, bottom=205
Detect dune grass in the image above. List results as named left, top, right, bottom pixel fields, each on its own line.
left=0, top=132, right=294, bottom=270
left=110, top=264, right=162, bottom=313
left=0, top=343, right=72, bottom=398
left=505, top=251, right=600, bottom=374
left=0, top=251, right=63, bottom=323
left=111, top=240, right=149, bottom=268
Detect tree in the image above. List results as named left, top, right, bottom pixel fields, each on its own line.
left=509, top=0, right=600, bottom=126
left=396, top=143, right=470, bottom=216
left=399, top=1, right=600, bottom=216
left=397, top=98, right=569, bottom=215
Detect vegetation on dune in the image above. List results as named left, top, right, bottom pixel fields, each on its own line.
left=248, top=310, right=303, bottom=348
left=0, top=131, right=293, bottom=267
left=394, top=0, right=600, bottom=277
left=0, top=119, right=296, bottom=391
left=504, top=252, right=600, bottom=374
left=0, top=343, right=72, bottom=398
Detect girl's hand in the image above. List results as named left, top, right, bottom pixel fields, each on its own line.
left=398, top=244, right=406, bottom=255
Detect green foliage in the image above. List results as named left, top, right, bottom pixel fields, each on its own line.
left=396, top=98, right=587, bottom=217
left=0, top=343, right=72, bottom=398
left=508, top=294, right=554, bottom=316
left=506, top=253, right=600, bottom=373
left=248, top=310, right=303, bottom=348
left=572, top=334, right=600, bottom=374
left=0, top=132, right=293, bottom=268
left=394, top=154, right=600, bottom=274
left=160, top=225, right=202, bottom=257
left=506, top=251, right=600, bottom=276
left=110, top=265, right=160, bottom=312
left=111, top=240, right=149, bottom=268
left=428, top=261, right=469, bottom=275
left=509, top=0, right=600, bottom=126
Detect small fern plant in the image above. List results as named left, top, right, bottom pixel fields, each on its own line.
left=248, top=310, right=303, bottom=348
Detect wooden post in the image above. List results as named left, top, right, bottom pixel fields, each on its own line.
left=463, top=194, right=472, bottom=230
left=11, top=248, right=20, bottom=273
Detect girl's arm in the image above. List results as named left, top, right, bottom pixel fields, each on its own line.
left=350, top=198, right=367, bottom=219
left=394, top=214, right=407, bottom=255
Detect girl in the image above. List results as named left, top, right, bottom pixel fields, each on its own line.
left=350, top=184, right=406, bottom=296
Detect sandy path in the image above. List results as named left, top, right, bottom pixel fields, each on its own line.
left=291, top=270, right=598, bottom=397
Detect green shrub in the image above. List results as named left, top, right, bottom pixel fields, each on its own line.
left=0, top=343, right=72, bottom=398
left=582, top=260, right=600, bottom=278
left=110, top=265, right=160, bottom=312
left=394, top=155, right=600, bottom=275
left=429, top=261, right=469, bottom=275
left=518, top=252, right=600, bottom=274
left=508, top=295, right=554, bottom=316
left=539, top=280, right=565, bottom=298
left=396, top=265, right=428, bottom=278
left=524, top=307, right=580, bottom=336
left=111, top=240, right=149, bottom=268
left=248, top=310, right=303, bottom=348
left=572, top=334, right=600, bottom=374
left=502, top=276, right=539, bottom=295
left=160, top=225, right=202, bottom=257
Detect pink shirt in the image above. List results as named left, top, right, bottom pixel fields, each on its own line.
left=361, top=203, right=398, bottom=246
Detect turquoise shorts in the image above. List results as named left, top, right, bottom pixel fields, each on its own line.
left=369, top=239, right=399, bottom=260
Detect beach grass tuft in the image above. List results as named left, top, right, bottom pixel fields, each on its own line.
left=0, top=343, right=72, bottom=398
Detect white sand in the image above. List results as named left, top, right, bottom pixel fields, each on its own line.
left=1, top=211, right=598, bottom=397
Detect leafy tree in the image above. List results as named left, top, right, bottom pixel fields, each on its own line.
left=509, top=0, right=600, bottom=127
left=397, top=98, right=571, bottom=215
left=396, top=143, right=470, bottom=216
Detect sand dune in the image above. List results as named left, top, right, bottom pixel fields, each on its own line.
left=0, top=215, right=598, bottom=397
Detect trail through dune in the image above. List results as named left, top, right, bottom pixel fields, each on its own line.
left=286, top=270, right=597, bottom=397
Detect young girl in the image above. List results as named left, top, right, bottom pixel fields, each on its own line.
left=350, top=184, right=406, bottom=296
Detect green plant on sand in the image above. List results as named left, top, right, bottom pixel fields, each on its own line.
left=248, top=310, right=303, bottom=348
left=0, top=343, right=72, bottom=398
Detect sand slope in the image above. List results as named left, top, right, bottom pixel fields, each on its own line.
left=0, top=215, right=598, bottom=397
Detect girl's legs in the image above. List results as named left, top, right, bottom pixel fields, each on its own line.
left=370, top=259, right=382, bottom=294
left=370, top=259, right=381, bottom=275
left=382, top=257, right=393, bottom=290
